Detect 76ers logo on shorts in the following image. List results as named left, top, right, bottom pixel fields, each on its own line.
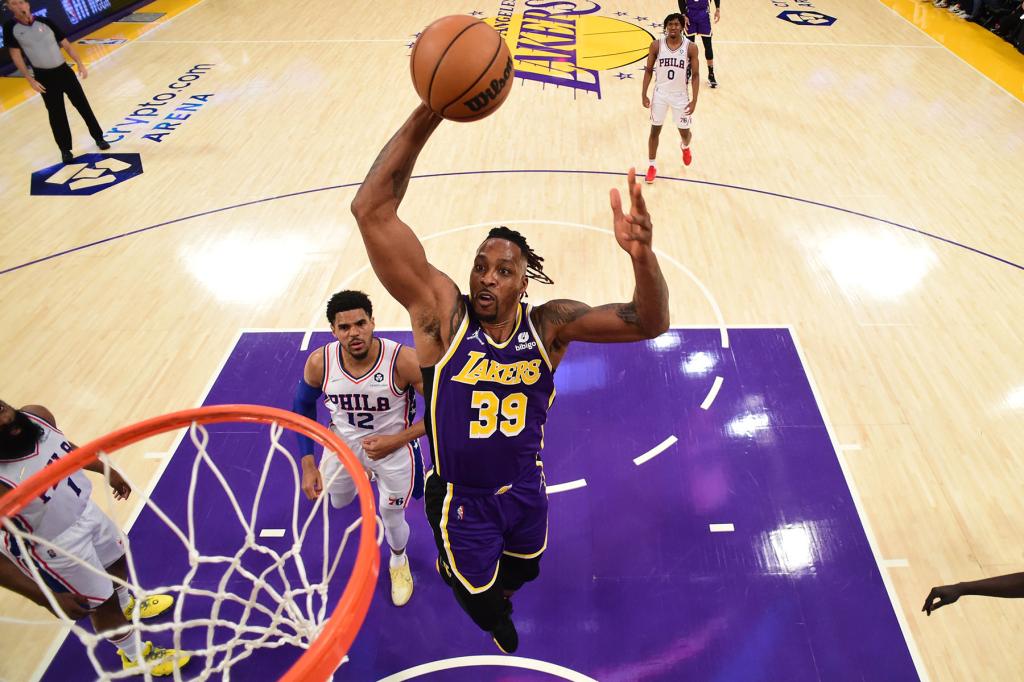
left=31, top=153, right=144, bottom=196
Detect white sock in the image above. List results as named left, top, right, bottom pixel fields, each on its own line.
left=390, top=551, right=408, bottom=569
left=380, top=506, right=409, bottom=552
left=648, top=159, right=656, bottom=167
left=115, top=585, right=131, bottom=611
left=111, top=632, right=141, bottom=661
left=681, top=141, right=690, bottom=149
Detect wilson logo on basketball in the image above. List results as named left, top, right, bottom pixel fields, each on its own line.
left=464, top=57, right=514, bottom=113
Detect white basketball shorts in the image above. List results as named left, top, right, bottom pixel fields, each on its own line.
left=5, top=500, right=125, bottom=607
left=650, top=87, right=692, bottom=129
left=321, top=436, right=415, bottom=510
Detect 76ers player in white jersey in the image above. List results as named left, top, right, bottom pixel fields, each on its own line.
left=292, top=290, right=425, bottom=606
left=641, top=13, right=700, bottom=184
left=0, top=399, right=190, bottom=676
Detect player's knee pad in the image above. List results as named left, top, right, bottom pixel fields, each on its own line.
left=701, top=36, right=714, bottom=61
left=380, top=505, right=409, bottom=552
left=328, top=489, right=356, bottom=509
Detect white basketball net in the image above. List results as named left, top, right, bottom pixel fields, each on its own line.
left=0, top=420, right=382, bottom=681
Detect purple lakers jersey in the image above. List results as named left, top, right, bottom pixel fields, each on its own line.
left=424, top=297, right=555, bottom=488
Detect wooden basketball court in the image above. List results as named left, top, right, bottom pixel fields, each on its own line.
left=1, top=0, right=1022, bottom=679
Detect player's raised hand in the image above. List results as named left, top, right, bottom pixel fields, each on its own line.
left=610, top=168, right=654, bottom=259
left=301, top=461, right=323, bottom=500
left=922, top=584, right=962, bottom=615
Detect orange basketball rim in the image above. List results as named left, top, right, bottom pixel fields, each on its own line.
left=0, top=404, right=380, bottom=682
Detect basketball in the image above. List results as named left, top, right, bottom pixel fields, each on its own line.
left=410, top=15, right=515, bottom=122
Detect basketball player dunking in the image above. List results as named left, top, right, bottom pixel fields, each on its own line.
left=350, top=106, right=670, bottom=653
left=642, top=13, right=700, bottom=185
left=292, top=290, right=426, bottom=607
left=0, top=399, right=190, bottom=676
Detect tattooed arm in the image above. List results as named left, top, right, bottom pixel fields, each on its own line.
left=350, top=105, right=463, bottom=364
left=532, top=168, right=669, bottom=366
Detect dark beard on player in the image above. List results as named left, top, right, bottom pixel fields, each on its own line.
left=0, top=410, right=44, bottom=460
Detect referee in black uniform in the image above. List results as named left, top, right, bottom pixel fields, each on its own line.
left=3, top=0, right=109, bottom=163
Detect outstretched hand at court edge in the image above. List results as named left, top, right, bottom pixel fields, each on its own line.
left=922, top=571, right=1024, bottom=615
left=610, top=168, right=654, bottom=260
left=922, top=584, right=961, bottom=615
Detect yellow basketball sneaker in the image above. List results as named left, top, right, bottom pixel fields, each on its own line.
left=390, top=557, right=413, bottom=607
left=123, top=594, right=174, bottom=619
left=119, top=641, right=191, bottom=677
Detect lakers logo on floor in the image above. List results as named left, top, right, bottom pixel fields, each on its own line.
left=485, top=3, right=653, bottom=98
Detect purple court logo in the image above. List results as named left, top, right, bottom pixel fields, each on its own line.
left=777, top=10, right=837, bottom=25
left=31, top=153, right=143, bottom=196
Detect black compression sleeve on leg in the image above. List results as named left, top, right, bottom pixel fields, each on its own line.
left=702, top=35, right=714, bottom=61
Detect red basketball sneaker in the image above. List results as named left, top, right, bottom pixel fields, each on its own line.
left=645, top=165, right=657, bottom=184
left=682, top=146, right=692, bottom=166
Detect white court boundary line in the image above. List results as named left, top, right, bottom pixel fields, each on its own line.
left=878, top=0, right=1024, bottom=107
left=546, top=479, right=587, bottom=494
left=701, top=376, right=724, bottom=410
left=633, top=436, right=678, bottom=466
left=377, top=655, right=598, bottom=682
left=789, top=326, right=929, bottom=681
left=715, top=39, right=941, bottom=49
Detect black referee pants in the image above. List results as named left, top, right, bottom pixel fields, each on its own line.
left=33, top=63, right=104, bottom=154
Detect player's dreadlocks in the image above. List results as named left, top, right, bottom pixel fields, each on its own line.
left=487, top=226, right=554, bottom=285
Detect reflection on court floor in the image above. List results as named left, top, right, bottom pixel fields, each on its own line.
left=42, top=328, right=918, bottom=680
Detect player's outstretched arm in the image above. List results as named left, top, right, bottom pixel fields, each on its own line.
left=350, top=105, right=459, bottom=319
left=923, top=572, right=1024, bottom=615
left=533, top=168, right=669, bottom=359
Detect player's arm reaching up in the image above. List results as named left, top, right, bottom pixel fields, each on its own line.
left=350, top=106, right=464, bottom=367
left=362, top=346, right=425, bottom=461
left=531, top=168, right=670, bottom=369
